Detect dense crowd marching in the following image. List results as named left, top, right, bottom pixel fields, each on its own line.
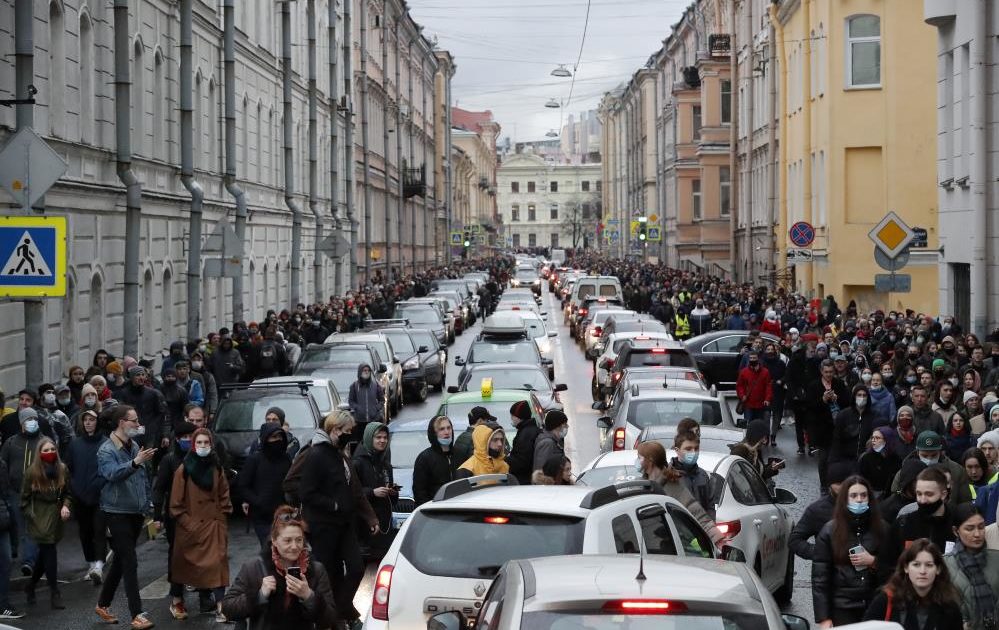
left=0, top=250, right=997, bottom=629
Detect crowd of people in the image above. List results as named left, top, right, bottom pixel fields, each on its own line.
left=0, top=250, right=997, bottom=629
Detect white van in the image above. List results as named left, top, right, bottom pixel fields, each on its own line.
left=568, top=275, right=624, bottom=325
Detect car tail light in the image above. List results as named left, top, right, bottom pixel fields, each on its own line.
left=650, top=348, right=666, bottom=354
left=605, top=358, right=615, bottom=368
left=612, top=371, right=622, bottom=382
left=593, top=326, right=602, bottom=337
left=602, top=600, right=687, bottom=614
left=371, top=564, right=394, bottom=620
left=716, top=520, right=742, bottom=539
left=634, top=336, right=650, bottom=341
left=484, top=516, right=510, bottom=524
left=613, top=428, right=626, bottom=450
left=579, top=308, right=588, bottom=316
left=684, top=372, right=698, bottom=381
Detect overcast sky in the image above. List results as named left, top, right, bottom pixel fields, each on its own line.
left=408, top=0, right=691, bottom=144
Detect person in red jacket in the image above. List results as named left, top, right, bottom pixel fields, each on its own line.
left=736, top=350, right=773, bottom=426
left=760, top=310, right=782, bottom=336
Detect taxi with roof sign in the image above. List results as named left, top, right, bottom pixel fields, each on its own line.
left=434, top=378, right=547, bottom=430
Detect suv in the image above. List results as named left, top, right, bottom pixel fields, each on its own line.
left=576, top=307, right=634, bottom=355
left=334, top=333, right=404, bottom=414
left=363, top=476, right=719, bottom=629
left=593, top=332, right=675, bottom=399
left=608, top=338, right=698, bottom=381
left=371, top=326, right=439, bottom=402
left=293, top=342, right=388, bottom=418
left=429, top=554, right=809, bottom=630
left=567, top=275, right=624, bottom=325
left=427, top=290, right=470, bottom=333
left=392, top=301, right=451, bottom=346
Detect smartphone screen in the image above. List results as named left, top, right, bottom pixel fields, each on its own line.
left=287, top=567, right=301, bottom=579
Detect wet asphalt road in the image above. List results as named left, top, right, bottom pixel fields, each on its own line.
left=10, top=284, right=822, bottom=629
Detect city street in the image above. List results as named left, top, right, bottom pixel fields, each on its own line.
left=1, top=285, right=820, bottom=628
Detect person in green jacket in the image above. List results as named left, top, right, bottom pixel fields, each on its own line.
left=21, top=437, right=71, bottom=610
left=945, top=503, right=999, bottom=630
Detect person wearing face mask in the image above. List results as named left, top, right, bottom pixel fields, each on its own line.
left=187, top=351, right=218, bottom=419
left=347, top=363, right=386, bottom=450
left=0, top=408, right=52, bottom=576
left=869, top=372, right=898, bottom=427
left=158, top=368, right=189, bottom=435
left=300, top=410, right=378, bottom=629
left=36, top=383, right=73, bottom=458
left=95, top=404, right=157, bottom=629
left=168, top=428, right=232, bottom=622
left=830, top=385, right=876, bottom=464
left=533, top=410, right=568, bottom=474
left=736, top=350, right=773, bottom=427
left=117, top=365, right=168, bottom=451
left=65, top=366, right=87, bottom=406
left=891, top=432, right=973, bottom=506
left=206, top=335, right=244, bottom=387
left=412, top=416, right=459, bottom=506
left=670, top=431, right=715, bottom=520
left=964, top=392, right=986, bottom=435
left=66, top=409, right=108, bottom=584
left=812, top=475, right=891, bottom=628
left=891, top=467, right=957, bottom=566
left=934, top=382, right=960, bottom=419
left=160, top=341, right=188, bottom=377
left=301, top=317, right=329, bottom=346
left=20, top=437, right=72, bottom=610
left=506, top=401, right=542, bottom=485
left=938, top=336, right=962, bottom=370
left=239, top=423, right=292, bottom=549
left=457, top=424, right=510, bottom=478
left=53, top=384, right=77, bottom=420
left=943, top=504, right=999, bottom=630
left=351, top=422, right=398, bottom=559
left=860, top=427, right=903, bottom=499
left=945, top=413, right=974, bottom=463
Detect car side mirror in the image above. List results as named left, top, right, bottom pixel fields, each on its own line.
left=554, top=383, right=568, bottom=392
left=719, top=545, right=746, bottom=562
left=454, top=357, right=465, bottom=366
left=428, top=610, right=468, bottom=630
left=773, top=487, right=797, bottom=505
left=446, top=386, right=459, bottom=394
left=548, top=331, right=557, bottom=338
left=782, top=614, right=809, bottom=630
left=591, top=400, right=607, bottom=411
left=597, top=416, right=612, bottom=429
left=378, top=364, right=389, bottom=374
left=418, top=346, right=429, bottom=353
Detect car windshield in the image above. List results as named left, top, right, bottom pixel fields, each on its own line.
left=437, top=401, right=520, bottom=432
left=297, top=347, right=372, bottom=368
left=522, top=319, right=547, bottom=339
left=310, top=369, right=357, bottom=395
left=381, top=331, right=415, bottom=354
left=215, top=395, right=316, bottom=432
left=626, top=399, right=724, bottom=427
left=470, top=341, right=536, bottom=363
left=431, top=294, right=459, bottom=310
left=516, top=271, right=537, bottom=281
left=465, top=369, right=550, bottom=392
left=576, top=465, right=644, bottom=488
left=520, top=612, right=767, bottom=630
left=388, top=431, right=427, bottom=468
left=393, top=306, right=439, bottom=324
left=400, top=510, right=584, bottom=579
left=409, top=330, right=436, bottom=350
left=624, top=350, right=695, bottom=368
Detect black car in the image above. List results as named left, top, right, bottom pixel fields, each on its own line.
left=607, top=339, right=699, bottom=386
left=393, top=301, right=451, bottom=346
left=375, top=326, right=438, bottom=402
left=684, top=331, right=783, bottom=389
left=406, top=328, right=447, bottom=391
left=293, top=342, right=389, bottom=416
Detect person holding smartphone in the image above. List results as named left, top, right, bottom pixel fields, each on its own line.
left=352, top=422, right=397, bottom=559
left=812, top=474, right=892, bottom=628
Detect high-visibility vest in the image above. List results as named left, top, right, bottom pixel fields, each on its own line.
left=675, top=314, right=690, bottom=337
left=970, top=471, right=999, bottom=500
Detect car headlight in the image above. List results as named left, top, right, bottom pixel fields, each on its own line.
left=403, top=356, right=420, bottom=370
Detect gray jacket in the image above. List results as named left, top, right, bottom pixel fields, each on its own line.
left=944, top=549, right=999, bottom=630
left=97, top=434, right=149, bottom=515
left=532, top=430, right=564, bottom=472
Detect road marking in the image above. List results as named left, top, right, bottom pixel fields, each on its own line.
left=139, top=574, right=171, bottom=600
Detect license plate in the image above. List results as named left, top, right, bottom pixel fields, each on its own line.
left=392, top=514, right=410, bottom=529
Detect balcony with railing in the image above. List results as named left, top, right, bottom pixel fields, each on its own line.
left=404, top=164, right=427, bottom=199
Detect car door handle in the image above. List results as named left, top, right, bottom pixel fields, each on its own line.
left=753, top=519, right=763, bottom=527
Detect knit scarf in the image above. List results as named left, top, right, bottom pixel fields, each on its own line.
left=953, top=540, right=996, bottom=620
left=270, top=545, right=310, bottom=609
left=182, top=452, right=216, bottom=491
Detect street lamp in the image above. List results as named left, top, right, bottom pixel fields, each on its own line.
left=545, top=98, right=561, bottom=109
left=551, top=65, right=572, bottom=78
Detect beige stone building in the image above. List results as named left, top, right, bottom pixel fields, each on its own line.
left=450, top=108, right=501, bottom=249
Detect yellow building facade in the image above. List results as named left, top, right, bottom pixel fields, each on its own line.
left=775, top=0, right=939, bottom=314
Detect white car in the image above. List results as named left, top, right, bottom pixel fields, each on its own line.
left=577, top=449, right=797, bottom=602
left=581, top=309, right=636, bottom=358
left=362, top=475, right=722, bottom=629
left=251, top=376, right=349, bottom=415
left=592, top=332, right=675, bottom=399
left=501, top=310, right=557, bottom=366
left=325, top=332, right=404, bottom=414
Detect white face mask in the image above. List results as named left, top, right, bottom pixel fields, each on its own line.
left=195, top=446, right=212, bottom=458
left=855, top=396, right=868, bottom=408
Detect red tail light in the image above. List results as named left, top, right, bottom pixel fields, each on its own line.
left=613, top=427, right=626, bottom=450
left=484, top=516, right=510, bottom=524
left=593, top=326, right=602, bottom=337
left=603, top=600, right=687, bottom=614
left=716, top=520, right=742, bottom=539
left=612, top=372, right=622, bottom=382
left=579, top=308, right=588, bottom=316
left=371, top=564, right=394, bottom=620
left=650, top=348, right=666, bottom=354
left=605, top=358, right=615, bottom=368
left=684, top=372, right=698, bottom=381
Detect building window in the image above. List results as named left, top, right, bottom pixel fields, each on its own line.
left=581, top=203, right=591, bottom=219
left=511, top=181, right=519, bottom=193
left=550, top=203, right=558, bottom=220
left=720, top=167, right=730, bottom=217
left=512, top=233, right=520, bottom=247
left=596, top=180, right=602, bottom=192
left=511, top=204, right=520, bottom=222
left=692, top=179, right=702, bottom=220
left=582, top=180, right=590, bottom=192
left=527, top=181, right=536, bottom=193
left=692, top=105, right=702, bottom=141
left=528, top=204, right=536, bottom=221
left=721, top=80, right=732, bottom=124
left=528, top=233, right=537, bottom=247
left=79, top=14, right=95, bottom=144
left=550, top=181, right=558, bottom=192
left=550, top=233, right=559, bottom=248
left=846, top=15, right=881, bottom=88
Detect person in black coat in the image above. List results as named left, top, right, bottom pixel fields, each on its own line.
left=858, top=426, right=903, bottom=500
left=351, top=422, right=396, bottom=558
left=763, top=342, right=787, bottom=445
left=412, top=416, right=459, bottom=505
left=65, top=408, right=108, bottom=583
left=789, top=461, right=855, bottom=561
left=812, top=475, right=892, bottom=627
left=830, top=385, right=877, bottom=464
left=238, top=423, right=292, bottom=549
left=117, top=366, right=168, bottom=449
left=862, top=539, right=963, bottom=630
left=506, top=401, right=541, bottom=485
left=889, top=466, right=955, bottom=569
left=806, top=360, right=852, bottom=488
left=881, top=459, right=926, bottom=524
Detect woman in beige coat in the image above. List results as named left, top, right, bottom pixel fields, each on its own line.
left=169, top=428, right=233, bottom=622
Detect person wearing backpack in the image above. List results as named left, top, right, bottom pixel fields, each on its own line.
left=251, top=328, right=289, bottom=380
left=240, top=424, right=292, bottom=549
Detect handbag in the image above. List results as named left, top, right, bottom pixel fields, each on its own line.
left=735, top=399, right=746, bottom=415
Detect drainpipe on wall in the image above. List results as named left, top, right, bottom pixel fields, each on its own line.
left=343, top=0, right=357, bottom=289
left=767, top=7, right=778, bottom=290
left=396, top=27, right=405, bottom=275
left=444, top=74, right=454, bottom=263
left=307, top=0, right=323, bottom=302
left=360, top=0, right=372, bottom=284
left=970, top=0, right=989, bottom=334
left=743, top=0, right=755, bottom=283
left=729, top=0, right=739, bottom=282
left=114, top=0, right=142, bottom=358
left=221, top=0, right=245, bottom=324
left=382, top=12, right=392, bottom=279
left=801, top=0, right=813, bottom=295
left=769, top=3, right=789, bottom=287
left=328, top=0, right=340, bottom=295
left=282, top=1, right=302, bottom=308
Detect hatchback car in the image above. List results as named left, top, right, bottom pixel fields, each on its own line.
left=635, top=424, right=745, bottom=454
left=363, top=476, right=720, bottom=629
left=578, top=308, right=636, bottom=358
left=685, top=331, right=784, bottom=389
left=251, top=375, right=348, bottom=415
left=577, top=449, right=797, bottom=602
left=374, top=327, right=438, bottom=402
left=593, top=332, right=677, bottom=399
left=329, top=333, right=404, bottom=415
left=393, top=302, right=451, bottom=346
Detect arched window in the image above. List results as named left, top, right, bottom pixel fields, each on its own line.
left=846, top=15, right=881, bottom=88
left=48, top=2, right=66, bottom=137
left=262, top=262, right=270, bottom=316
left=241, top=96, right=249, bottom=177
left=162, top=267, right=173, bottom=345
left=132, top=40, right=145, bottom=155
left=208, top=79, right=218, bottom=171
left=89, top=272, right=104, bottom=354
left=194, top=73, right=203, bottom=167
left=201, top=268, right=212, bottom=332
left=79, top=13, right=95, bottom=144
left=142, top=268, right=156, bottom=356
left=248, top=260, right=257, bottom=321
left=265, top=108, right=273, bottom=185
left=154, top=51, right=167, bottom=160
left=255, top=102, right=263, bottom=182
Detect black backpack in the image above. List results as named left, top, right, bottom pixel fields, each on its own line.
left=258, top=341, right=277, bottom=372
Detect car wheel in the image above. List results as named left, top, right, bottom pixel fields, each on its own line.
left=591, top=377, right=601, bottom=401
left=774, top=550, right=795, bottom=605
left=414, top=380, right=429, bottom=402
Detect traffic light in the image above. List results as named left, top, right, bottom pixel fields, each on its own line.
left=462, top=229, right=471, bottom=259
left=638, top=223, right=647, bottom=242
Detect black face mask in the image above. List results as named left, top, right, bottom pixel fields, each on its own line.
left=263, top=440, right=286, bottom=457
left=487, top=446, right=502, bottom=458
left=916, top=499, right=944, bottom=516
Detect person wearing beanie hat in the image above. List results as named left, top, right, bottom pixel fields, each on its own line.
left=533, top=410, right=568, bottom=473
left=67, top=406, right=109, bottom=584
left=507, top=401, right=542, bottom=485
left=887, top=430, right=973, bottom=507
left=238, top=421, right=293, bottom=549
left=977, top=430, right=999, bottom=474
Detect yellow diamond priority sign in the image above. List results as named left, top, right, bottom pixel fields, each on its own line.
left=868, top=211, right=915, bottom=259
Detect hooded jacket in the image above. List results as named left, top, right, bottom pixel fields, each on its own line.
left=117, top=381, right=168, bottom=447
left=507, top=417, right=542, bottom=485
left=532, top=428, right=566, bottom=473
left=868, top=385, right=897, bottom=426
left=348, top=364, right=385, bottom=424
left=890, top=449, right=972, bottom=505
left=456, top=425, right=509, bottom=478
left=298, top=429, right=377, bottom=529
left=412, top=418, right=459, bottom=505
left=208, top=338, right=244, bottom=386
left=238, top=423, right=292, bottom=524
left=352, top=422, right=393, bottom=531
left=66, top=430, right=108, bottom=506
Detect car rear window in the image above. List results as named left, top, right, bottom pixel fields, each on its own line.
left=520, top=612, right=768, bottom=630
left=626, top=400, right=724, bottom=427
left=598, top=285, right=619, bottom=296
left=624, top=349, right=696, bottom=368
left=298, top=347, right=373, bottom=368
left=388, top=431, right=426, bottom=468
left=215, top=395, right=316, bottom=432
left=471, top=341, right=537, bottom=363
left=577, top=283, right=596, bottom=299
left=393, top=305, right=439, bottom=324
left=400, top=510, right=584, bottom=578
left=382, top=331, right=415, bottom=354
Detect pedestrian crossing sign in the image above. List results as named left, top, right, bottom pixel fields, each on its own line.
left=450, top=231, right=463, bottom=246
left=647, top=226, right=662, bottom=242
left=0, top=216, right=66, bottom=297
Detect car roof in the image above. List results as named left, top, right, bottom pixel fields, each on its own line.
left=388, top=418, right=432, bottom=433
left=641, top=425, right=744, bottom=442
left=420, top=485, right=595, bottom=518
left=515, top=554, right=760, bottom=608
left=622, top=338, right=687, bottom=349
left=623, top=387, right=717, bottom=402
left=254, top=376, right=330, bottom=385
left=466, top=363, right=545, bottom=373
left=441, top=389, right=534, bottom=404
left=591, top=448, right=732, bottom=473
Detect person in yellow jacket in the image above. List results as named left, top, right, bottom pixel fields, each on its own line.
left=455, top=424, right=509, bottom=478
